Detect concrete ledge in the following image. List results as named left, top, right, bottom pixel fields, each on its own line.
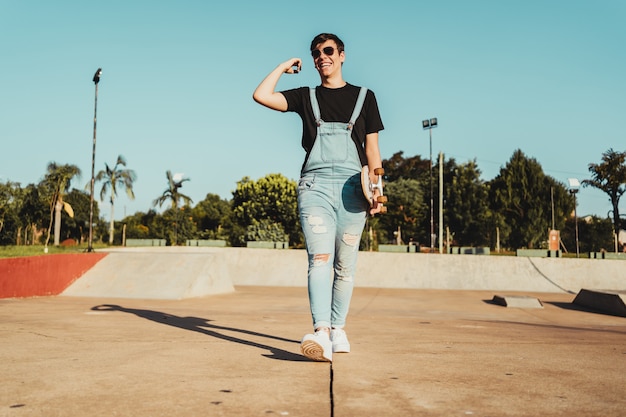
left=378, top=244, right=419, bottom=253
left=246, top=241, right=288, bottom=249
left=517, top=249, right=560, bottom=258
left=126, top=238, right=167, bottom=247
left=450, top=246, right=491, bottom=255
left=589, top=252, right=626, bottom=260
left=186, top=239, right=227, bottom=247
left=573, top=289, right=626, bottom=317
left=491, top=294, right=543, bottom=308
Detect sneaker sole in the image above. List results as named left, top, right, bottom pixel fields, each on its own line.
left=301, top=340, right=332, bottom=362
left=333, top=343, right=350, bottom=353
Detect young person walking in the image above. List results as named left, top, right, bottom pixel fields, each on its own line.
left=253, top=33, right=384, bottom=362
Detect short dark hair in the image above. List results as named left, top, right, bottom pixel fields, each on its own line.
left=310, top=33, right=344, bottom=53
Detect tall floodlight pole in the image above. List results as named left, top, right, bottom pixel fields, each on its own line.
left=438, top=151, right=444, bottom=254
left=422, top=118, right=438, bottom=253
left=568, top=178, right=580, bottom=258
left=88, top=68, right=102, bottom=253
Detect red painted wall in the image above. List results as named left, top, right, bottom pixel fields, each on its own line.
left=0, top=253, right=107, bottom=298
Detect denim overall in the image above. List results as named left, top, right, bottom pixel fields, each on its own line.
left=297, top=87, right=369, bottom=331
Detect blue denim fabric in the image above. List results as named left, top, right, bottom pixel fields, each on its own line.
left=297, top=88, right=369, bottom=330
left=298, top=173, right=367, bottom=330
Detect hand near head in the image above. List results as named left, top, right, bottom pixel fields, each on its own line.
left=281, top=58, right=302, bottom=74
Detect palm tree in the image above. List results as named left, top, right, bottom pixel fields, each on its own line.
left=95, top=155, right=137, bottom=245
left=583, top=148, right=626, bottom=232
left=153, top=171, right=193, bottom=246
left=42, top=162, right=81, bottom=247
left=153, top=170, right=192, bottom=209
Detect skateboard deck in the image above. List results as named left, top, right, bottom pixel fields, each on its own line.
left=361, top=166, right=387, bottom=213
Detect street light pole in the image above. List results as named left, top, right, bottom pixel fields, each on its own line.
left=574, top=192, right=579, bottom=258
left=88, top=68, right=102, bottom=253
left=439, top=151, right=444, bottom=254
left=422, top=118, right=438, bottom=253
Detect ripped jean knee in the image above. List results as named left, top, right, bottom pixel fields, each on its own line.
left=312, top=253, right=330, bottom=267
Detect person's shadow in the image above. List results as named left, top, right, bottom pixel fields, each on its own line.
left=91, top=304, right=308, bottom=361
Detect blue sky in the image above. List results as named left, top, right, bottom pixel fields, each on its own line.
left=1, top=0, right=625, bottom=222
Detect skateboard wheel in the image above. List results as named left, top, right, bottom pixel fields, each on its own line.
left=380, top=206, right=388, bottom=214
left=377, top=196, right=388, bottom=204
left=373, top=168, right=385, bottom=176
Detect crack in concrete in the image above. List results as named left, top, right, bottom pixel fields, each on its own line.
left=330, top=364, right=334, bottom=417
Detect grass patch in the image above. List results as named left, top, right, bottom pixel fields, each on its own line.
left=0, top=244, right=109, bottom=258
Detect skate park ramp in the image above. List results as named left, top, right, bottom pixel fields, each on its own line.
left=62, top=247, right=626, bottom=300
left=490, top=294, right=544, bottom=309
left=62, top=248, right=234, bottom=299
left=573, top=289, right=626, bottom=317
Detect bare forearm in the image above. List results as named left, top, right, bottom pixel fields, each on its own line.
left=365, top=132, right=382, bottom=182
left=253, top=58, right=301, bottom=111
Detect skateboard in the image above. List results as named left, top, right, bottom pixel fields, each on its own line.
left=361, top=166, right=387, bottom=213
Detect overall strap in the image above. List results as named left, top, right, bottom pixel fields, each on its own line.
left=309, top=88, right=322, bottom=125
left=348, top=87, right=368, bottom=130
left=309, top=86, right=368, bottom=129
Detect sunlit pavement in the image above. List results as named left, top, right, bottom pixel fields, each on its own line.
left=2, top=286, right=625, bottom=416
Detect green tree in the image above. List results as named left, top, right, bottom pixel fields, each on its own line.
left=561, top=215, right=614, bottom=253
left=445, top=159, right=491, bottom=246
left=488, top=149, right=572, bottom=249
left=153, top=171, right=193, bottom=246
left=378, top=178, right=427, bottom=245
left=0, top=181, right=23, bottom=245
left=190, top=193, right=231, bottom=240
left=582, top=148, right=626, bottom=232
left=94, top=155, right=137, bottom=245
left=380, top=152, right=431, bottom=245
left=153, top=170, right=192, bottom=209
left=161, top=206, right=197, bottom=245
left=18, top=184, right=49, bottom=245
left=63, top=189, right=94, bottom=244
left=231, top=173, right=301, bottom=246
left=122, top=210, right=158, bottom=240
left=383, top=151, right=430, bottom=182
left=41, top=162, right=81, bottom=247
left=246, top=219, right=287, bottom=242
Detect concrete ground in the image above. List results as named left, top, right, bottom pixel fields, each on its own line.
left=2, top=286, right=625, bottom=416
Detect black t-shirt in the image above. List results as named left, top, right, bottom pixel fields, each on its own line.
left=281, top=83, right=384, bottom=167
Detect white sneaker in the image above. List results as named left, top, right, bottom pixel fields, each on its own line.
left=330, top=328, right=351, bottom=353
left=301, top=330, right=332, bottom=362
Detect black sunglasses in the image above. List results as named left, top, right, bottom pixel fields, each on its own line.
left=311, top=46, right=335, bottom=59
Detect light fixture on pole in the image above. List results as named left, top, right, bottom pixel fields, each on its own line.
left=568, top=178, right=580, bottom=258
left=88, top=68, right=102, bottom=253
left=422, top=117, right=438, bottom=253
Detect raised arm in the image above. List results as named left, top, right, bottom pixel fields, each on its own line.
left=253, top=58, right=302, bottom=111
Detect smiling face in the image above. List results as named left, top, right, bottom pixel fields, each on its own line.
left=311, top=39, right=345, bottom=80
